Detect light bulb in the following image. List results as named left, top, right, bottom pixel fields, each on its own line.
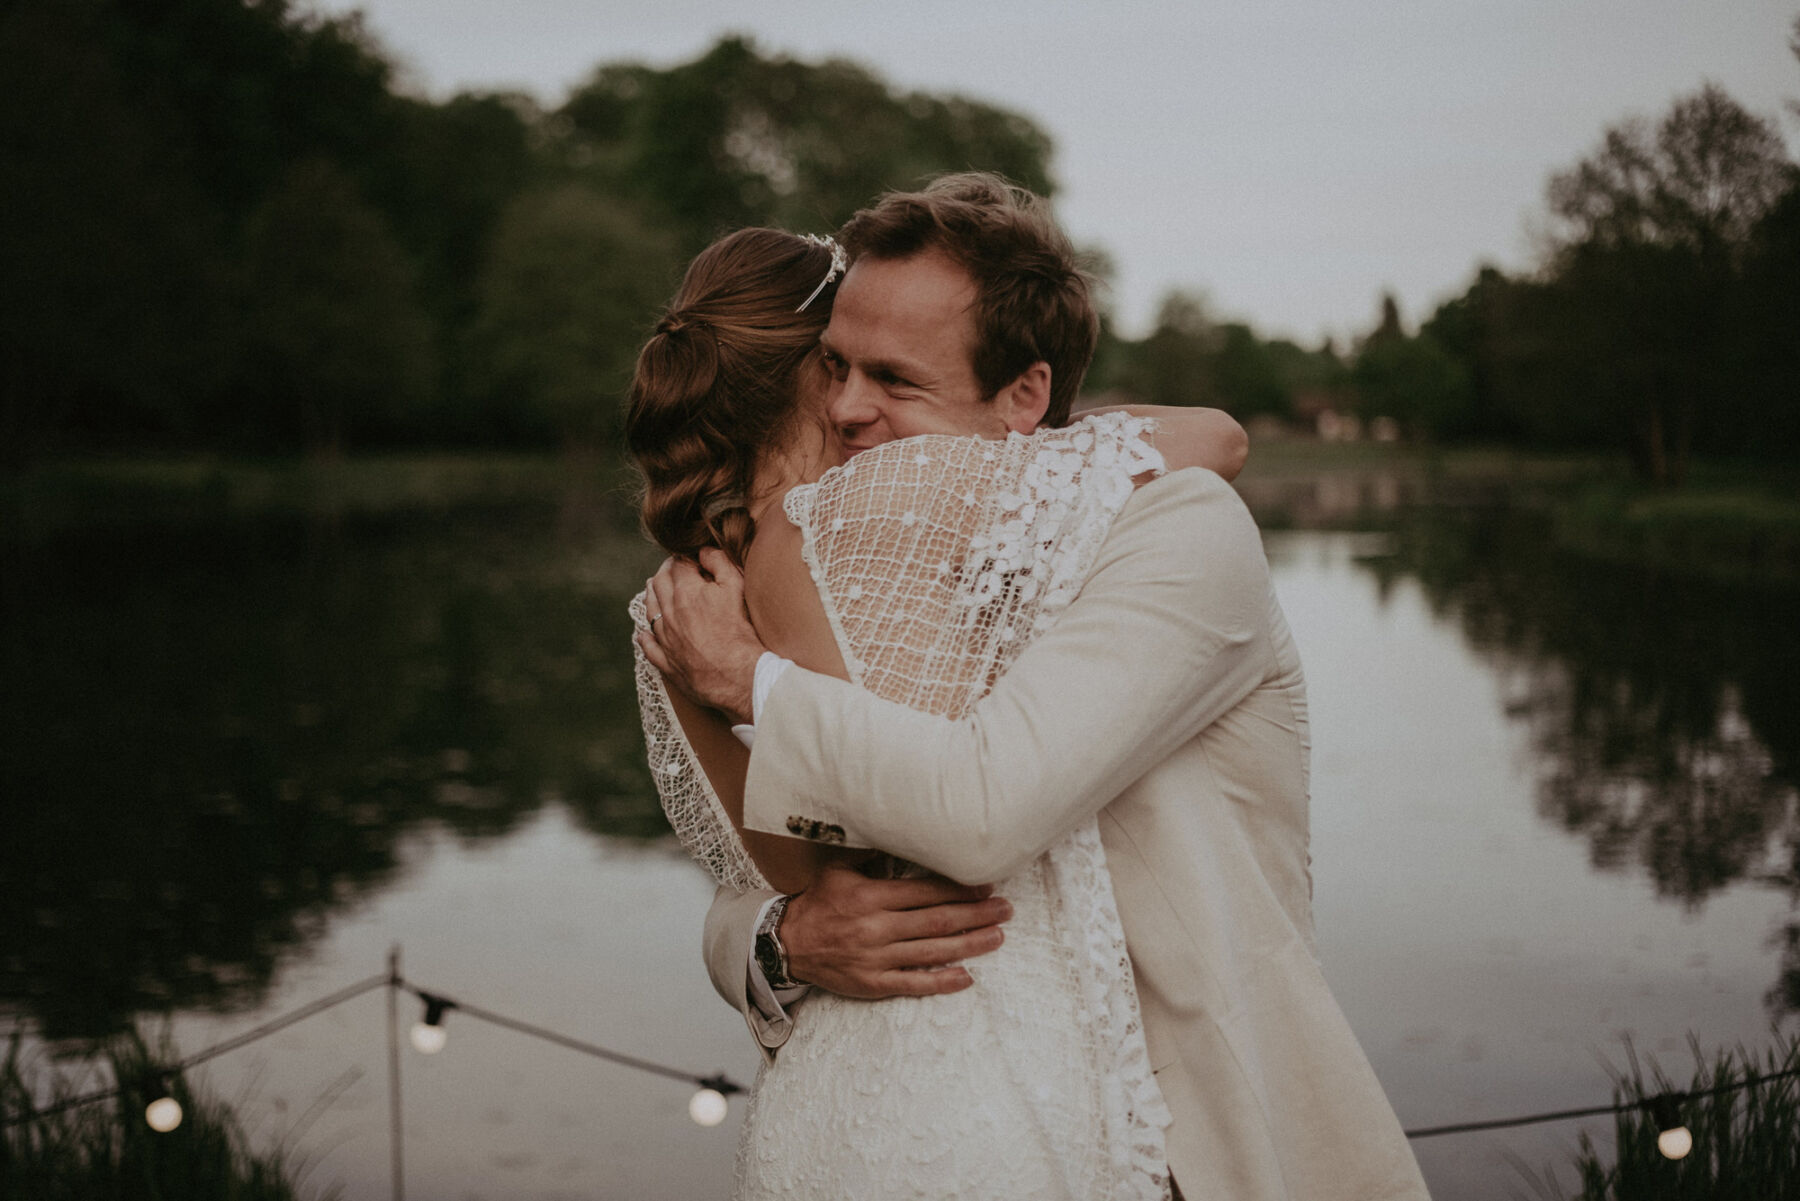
left=1656, top=1125, right=1693, bottom=1160
left=145, top=1096, right=183, bottom=1132
left=409, top=1022, right=447, bottom=1054
left=688, top=1087, right=729, bottom=1127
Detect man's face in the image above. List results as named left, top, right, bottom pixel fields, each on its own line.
left=821, top=250, right=1040, bottom=455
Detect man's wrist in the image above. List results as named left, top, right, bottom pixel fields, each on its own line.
left=753, top=893, right=805, bottom=989
left=717, top=647, right=758, bottom=725
left=727, top=653, right=795, bottom=733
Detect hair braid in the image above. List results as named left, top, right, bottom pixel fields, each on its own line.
left=626, top=228, right=841, bottom=566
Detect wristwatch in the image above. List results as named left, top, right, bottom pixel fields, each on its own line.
left=754, top=895, right=804, bottom=989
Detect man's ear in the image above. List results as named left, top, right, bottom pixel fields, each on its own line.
left=996, top=362, right=1052, bottom=434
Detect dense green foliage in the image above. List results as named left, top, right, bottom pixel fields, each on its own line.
left=1097, top=41, right=1799, bottom=486
left=1089, top=291, right=1350, bottom=427
left=1424, top=81, right=1800, bottom=485
left=0, top=1, right=1056, bottom=461
left=4, top=1, right=1792, bottom=487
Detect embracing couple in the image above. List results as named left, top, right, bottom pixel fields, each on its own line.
left=629, top=174, right=1429, bottom=1200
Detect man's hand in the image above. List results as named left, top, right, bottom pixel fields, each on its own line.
left=639, top=548, right=766, bottom=724
left=780, top=860, right=1011, bottom=999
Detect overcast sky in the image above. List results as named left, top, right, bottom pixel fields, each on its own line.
left=314, top=0, right=1799, bottom=343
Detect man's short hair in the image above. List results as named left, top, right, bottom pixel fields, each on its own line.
left=839, top=173, right=1098, bottom=427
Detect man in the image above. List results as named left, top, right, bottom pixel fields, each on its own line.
left=642, top=174, right=1428, bottom=1199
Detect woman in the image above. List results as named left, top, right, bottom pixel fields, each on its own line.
left=627, top=227, right=1243, bottom=1200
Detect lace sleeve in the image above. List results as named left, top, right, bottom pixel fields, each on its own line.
left=791, top=410, right=1165, bottom=719
left=628, top=591, right=768, bottom=893
left=785, top=409, right=1174, bottom=1201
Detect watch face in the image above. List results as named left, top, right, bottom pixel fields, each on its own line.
left=755, top=933, right=786, bottom=983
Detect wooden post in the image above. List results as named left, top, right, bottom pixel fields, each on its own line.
left=387, top=945, right=405, bottom=1201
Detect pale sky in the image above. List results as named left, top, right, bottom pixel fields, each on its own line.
left=314, top=0, right=1799, bottom=343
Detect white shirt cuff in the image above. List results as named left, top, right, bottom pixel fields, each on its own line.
left=730, top=652, right=795, bottom=748
left=744, top=895, right=810, bottom=1022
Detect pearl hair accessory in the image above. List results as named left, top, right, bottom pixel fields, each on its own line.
left=795, top=234, right=848, bottom=312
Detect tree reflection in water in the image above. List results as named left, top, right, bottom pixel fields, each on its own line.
left=0, top=504, right=667, bottom=1041
left=1355, top=503, right=1800, bottom=1012
left=9, top=479, right=1797, bottom=1044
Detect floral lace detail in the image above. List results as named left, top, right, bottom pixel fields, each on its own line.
left=643, top=411, right=1170, bottom=1199
left=787, top=411, right=1171, bottom=1200
left=629, top=593, right=767, bottom=895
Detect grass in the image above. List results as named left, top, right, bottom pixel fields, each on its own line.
left=1, top=1028, right=343, bottom=1201
left=1243, top=440, right=1800, bottom=586
left=7, top=442, right=1794, bottom=584
left=1553, top=477, right=1800, bottom=587
left=1516, top=1033, right=1800, bottom=1200
left=1, top=449, right=639, bottom=540
left=1245, top=437, right=1603, bottom=474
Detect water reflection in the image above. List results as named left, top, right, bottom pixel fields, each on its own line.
left=0, top=505, right=666, bottom=1040
left=1348, top=503, right=1800, bottom=1008
left=7, top=463, right=1797, bottom=1056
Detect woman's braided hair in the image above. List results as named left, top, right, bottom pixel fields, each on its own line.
left=625, top=228, right=842, bottom=566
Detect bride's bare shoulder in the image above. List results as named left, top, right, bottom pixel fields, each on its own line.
left=743, top=494, right=847, bottom=680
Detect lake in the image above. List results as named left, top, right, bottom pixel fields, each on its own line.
left=4, top=452, right=1796, bottom=1200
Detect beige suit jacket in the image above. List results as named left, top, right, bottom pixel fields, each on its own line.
left=711, top=469, right=1428, bottom=1199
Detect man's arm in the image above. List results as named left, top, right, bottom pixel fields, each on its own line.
left=703, top=884, right=797, bottom=1055
left=741, top=469, right=1274, bottom=884
left=702, top=861, right=1008, bottom=1014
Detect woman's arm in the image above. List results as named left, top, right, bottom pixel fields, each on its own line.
left=1085, top=404, right=1249, bottom=481
left=658, top=683, right=826, bottom=895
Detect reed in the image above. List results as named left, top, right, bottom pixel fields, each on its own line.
left=0, top=1028, right=339, bottom=1201
left=1529, top=1033, right=1800, bottom=1200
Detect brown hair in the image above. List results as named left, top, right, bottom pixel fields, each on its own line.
left=626, top=228, right=840, bottom=565
left=839, top=172, right=1098, bottom=427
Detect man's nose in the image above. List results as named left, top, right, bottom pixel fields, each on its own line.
left=827, top=373, right=882, bottom=440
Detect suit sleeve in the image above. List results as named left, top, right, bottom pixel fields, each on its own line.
left=741, top=469, right=1277, bottom=884
left=702, top=884, right=791, bottom=1059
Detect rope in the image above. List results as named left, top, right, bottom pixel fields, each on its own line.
left=396, top=983, right=741, bottom=1093
left=1402, top=1063, right=1800, bottom=1139
left=7, top=964, right=1794, bottom=1140
left=1, top=971, right=745, bottom=1128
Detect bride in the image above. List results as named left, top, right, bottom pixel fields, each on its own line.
left=626, top=225, right=1242, bottom=1200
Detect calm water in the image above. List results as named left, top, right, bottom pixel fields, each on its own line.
left=3, top=463, right=1796, bottom=1200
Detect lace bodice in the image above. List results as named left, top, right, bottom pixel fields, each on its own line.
left=633, top=412, right=1172, bottom=1200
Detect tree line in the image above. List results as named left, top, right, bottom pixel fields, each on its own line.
left=3, top=1, right=1795, bottom=487
left=0, top=0, right=1057, bottom=463
left=1101, top=31, right=1800, bottom=487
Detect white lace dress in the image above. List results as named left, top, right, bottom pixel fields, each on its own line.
left=632, top=412, right=1174, bottom=1200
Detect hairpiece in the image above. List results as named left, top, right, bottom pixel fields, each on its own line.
left=795, top=234, right=849, bottom=312
left=702, top=494, right=748, bottom=522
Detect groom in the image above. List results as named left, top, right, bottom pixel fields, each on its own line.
left=642, top=174, right=1428, bottom=1199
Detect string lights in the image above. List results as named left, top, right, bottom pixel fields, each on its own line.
left=688, top=1085, right=730, bottom=1127
left=409, top=994, right=455, bottom=1055
left=389, top=979, right=746, bottom=1130
left=5, top=954, right=1793, bottom=1177
left=0, top=957, right=746, bottom=1155
left=1650, top=1094, right=1693, bottom=1161
left=141, top=1076, right=183, bottom=1133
